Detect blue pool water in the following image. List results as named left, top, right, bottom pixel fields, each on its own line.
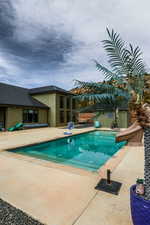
left=9, top=131, right=126, bottom=171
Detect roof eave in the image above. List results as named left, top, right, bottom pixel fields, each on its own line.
left=30, top=90, right=74, bottom=95
left=0, top=103, right=49, bottom=109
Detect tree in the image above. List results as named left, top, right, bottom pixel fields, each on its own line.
left=95, top=28, right=147, bottom=122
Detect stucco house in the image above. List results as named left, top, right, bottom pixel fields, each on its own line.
left=0, top=82, right=76, bottom=129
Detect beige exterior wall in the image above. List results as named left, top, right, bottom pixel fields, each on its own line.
left=95, top=110, right=128, bottom=128
left=5, top=107, right=48, bottom=129
left=32, top=93, right=57, bottom=126
left=49, top=94, right=57, bottom=126
left=118, top=111, right=128, bottom=128
left=94, top=112, right=114, bottom=128
left=38, top=109, right=48, bottom=124
left=6, top=107, right=22, bottom=128
left=32, top=93, right=75, bottom=127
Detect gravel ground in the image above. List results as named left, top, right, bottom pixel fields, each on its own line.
left=0, top=199, right=45, bottom=225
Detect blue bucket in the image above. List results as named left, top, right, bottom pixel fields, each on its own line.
left=94, top=121, right=101, bottom=128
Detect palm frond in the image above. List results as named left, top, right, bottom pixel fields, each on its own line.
left=94, top=60, right=117, bottom=79
left=78, top=103, right=116, bottom=114
left=114, top=88, right=130, bottom=100
left=75, top=79, right=130, bottom=102
left=127, top=44, right=146, bottom=76
left=101, top=28, right=146, bottom=79
left=74, top=80, right=118, bottom=94
left=102, top=28, right=130, bottom=76
left=75, top=93, right=115, bottom=103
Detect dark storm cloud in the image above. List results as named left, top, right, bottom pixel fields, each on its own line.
left=0, top=0, right=75, bottom=71
left=2, top=31, right=74, bottom=70
left=0, top=0, right=150, bottom=89
left=0, top=0, right=14, bottom=39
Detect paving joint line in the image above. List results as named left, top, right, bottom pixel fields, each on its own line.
left=71, top=190, right=99, bottom=225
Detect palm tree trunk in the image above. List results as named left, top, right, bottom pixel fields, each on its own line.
left=144, top=127, right=150, bottom=200
left=114, top=107, right=119, bottom=127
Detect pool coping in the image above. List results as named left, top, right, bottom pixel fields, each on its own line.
left=1, top=128, right=129, bottom=178
left=1, top=128, right=96, bottom=151
left=3, top=128, right=118, bottom=151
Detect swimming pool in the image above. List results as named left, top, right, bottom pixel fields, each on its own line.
left=8, top=131, right=126, bottom=171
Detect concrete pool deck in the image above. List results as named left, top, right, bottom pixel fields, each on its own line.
left=0, top=127, right=144, bottom=225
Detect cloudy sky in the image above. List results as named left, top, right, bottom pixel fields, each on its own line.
left=0, top=0, right=150, bottom=90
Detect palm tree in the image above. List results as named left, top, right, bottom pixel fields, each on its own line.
left=95, top=28, right=146, bottom=122
left=75, top=28, right=147, bottom=124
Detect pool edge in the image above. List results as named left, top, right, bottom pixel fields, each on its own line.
left=1, top=129, right=129, bottom=178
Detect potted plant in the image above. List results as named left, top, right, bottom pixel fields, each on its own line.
left=130, top=104, right=150, bottom=225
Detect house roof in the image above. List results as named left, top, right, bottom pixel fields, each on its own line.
left=29, top=85, right=71, bottom=95
left=0, top=83, right=49, bottom=108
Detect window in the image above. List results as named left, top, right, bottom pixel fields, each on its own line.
left=0, top=108, right=5, bottom=128
left=67, top=97, right=71, bottom=109
left=23, top=109, right=38, bottom=123
left=60, top=111, right=65, bottom=123
left=67, top=111, right=71, bottom=122
left=59, top=96, right=64, bottom=108
left=72, top=99, right=76, bottom=109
